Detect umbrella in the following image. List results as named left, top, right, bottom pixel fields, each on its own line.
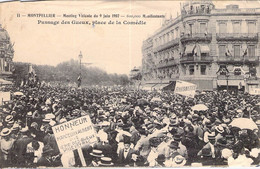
left=191, top=104, right=208, bottom=111
left=13, top=91, right=24, bottom=96
left=230, top=118, right=258, bottom=130
left=151, top=97, right=162, bottom=102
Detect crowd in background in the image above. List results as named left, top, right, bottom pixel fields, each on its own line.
left=0, top=85, right=260, bottom=167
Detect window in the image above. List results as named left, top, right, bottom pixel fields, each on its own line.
left=189, top=65, right=194, bottom=75
left=175, top=27, right=179, bottom=38
left=233, top=22, right=241, bottom=33
left=200, top=23, right=207, bottom=34
left=219, top=23, right=227, bottom=34
left=234, top=68, right=241, bottom=75
left=189, top=24, right=193, bottom=35
left=248, top=45, right=255, bottom=58
left=201, top=65, right=207, bottom=75
left=234, top=45, right=240, bottom=58
left=219, top=45, right=226, bottom=56
left=248, top=22, right=256, bottom=34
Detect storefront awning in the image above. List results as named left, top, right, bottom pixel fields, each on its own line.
left=200, top=45, right=210, bottom=53
left=185, top=45, right=195, bottom=54
left=152, top=83, right=169, bottom=90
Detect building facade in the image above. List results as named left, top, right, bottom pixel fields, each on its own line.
left=142, top=1, right=260, bottom=92
left=0, top=25, right=14, bottom=80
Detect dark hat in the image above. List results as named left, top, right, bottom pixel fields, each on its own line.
left=149, top=137, right=161, bottom=147
left=169, top=141, right=179, bottom=149
left=201, top=148, right=212, bottom=157
left=186, top=132, right=195, bottom=138
left=90, top=149, right=104, bottom=158
left=123, top=136, right=131, bottom=144
left=156, top=154, right=166, bottom=162
left=98, top=157, right=114, bottom=166
left=42, top=144, right=54, bottom=155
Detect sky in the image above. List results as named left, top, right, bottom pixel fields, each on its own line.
left=0, top=1, right=259, bottom=75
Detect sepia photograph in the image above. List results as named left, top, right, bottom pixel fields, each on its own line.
left=0, top=0, right=260, bottom=168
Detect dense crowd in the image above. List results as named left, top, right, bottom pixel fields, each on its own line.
left=0, top=85, right=260, bottom=167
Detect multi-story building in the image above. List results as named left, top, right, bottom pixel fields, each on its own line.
left=0, top=25, right=14, bottom=81
left=142, top=1, right=260, bottom=92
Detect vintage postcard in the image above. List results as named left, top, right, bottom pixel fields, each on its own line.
left=0, top=0, right=259, bottom=168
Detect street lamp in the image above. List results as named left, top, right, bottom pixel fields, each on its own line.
left=78, top=51, right=83, bottom=87
left=79, top=51, right=83, bottom=75
left=226, top=73, right=229, bottom=91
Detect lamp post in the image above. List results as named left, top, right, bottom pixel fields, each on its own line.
left=78, top=51, right=83, bottom=87
left=79, top=51, right=83, bottom=75
left=226, top=73, right=229, bottom=91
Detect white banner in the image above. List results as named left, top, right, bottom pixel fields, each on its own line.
left=249, top=88, right=260, bottom=95
left=0, top=91, right=10, bottom=105
left=52, top=115, right=98, bottom=154
left=174, top=80, right=197, bottom=98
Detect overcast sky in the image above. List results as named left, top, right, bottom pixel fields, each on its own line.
left=0, top=1, right=259, bottom=75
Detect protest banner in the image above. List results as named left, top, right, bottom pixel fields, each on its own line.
left=174, top=80, right=197, bottom=98
left=52, top=115, right=98, bottom=166
left=0, top=91, right=10, bottom=105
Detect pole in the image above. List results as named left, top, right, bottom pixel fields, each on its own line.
left=226, top=74, right=229, bottom=91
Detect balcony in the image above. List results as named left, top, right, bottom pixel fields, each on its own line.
left=180, top=56, right=214, bottom=63
left=216, top=33, right=258, bottom=41
left=217, top=56, right=259, bottom=64
left=217, top=75, right=244, bottom=80
left=157, top=59, right=180, bottom=69
left=154, top=39, right=179, bottom=52
left=180, top=33, right=212, bottom=43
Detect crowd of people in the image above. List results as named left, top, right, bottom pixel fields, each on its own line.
left=0, top=84, right=260, bottom=167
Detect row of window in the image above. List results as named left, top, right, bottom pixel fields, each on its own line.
left=219, top=44, right=256, bottom=57
left=218, top=21, right=256, bottom=34
left=185, top=65, right=207, bottom=75
left=152, top=21, right=257, bottom=48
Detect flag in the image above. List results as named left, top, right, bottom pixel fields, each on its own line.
left=192, top=44, right=197, bottom=56
left=243, top=48, right=248, bottom=58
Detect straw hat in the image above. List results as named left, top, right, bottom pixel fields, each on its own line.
left=98, top=157, right=114, bottom=166
left=172, top=155, right=186, bottom=166
left=0, top=128, right=11, bottom=137
left=90, top=149, right=104, bottom=158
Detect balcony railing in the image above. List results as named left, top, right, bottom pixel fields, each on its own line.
left=154, top=39, right=179, bottom=52
left=157, top=59, right=179, bottom=68
left=216, top=33, right=258, bottom=41
left=180, top=56, right=214, bottom=63
left=217, top=75, right=244, bottom=80
left=217, top=56, right=259, bottom=63
left=180, top=33, right=212, bottom=43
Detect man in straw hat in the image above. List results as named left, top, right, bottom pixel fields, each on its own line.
left=89, top=149, right=104, bottom=167
left=0, top=128, right=15, bottom=166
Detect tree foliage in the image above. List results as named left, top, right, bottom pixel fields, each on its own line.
left=13, top=59, right=130, bottom=86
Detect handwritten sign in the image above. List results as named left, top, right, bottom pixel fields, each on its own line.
left=52, top=115, right=97, bottom=154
